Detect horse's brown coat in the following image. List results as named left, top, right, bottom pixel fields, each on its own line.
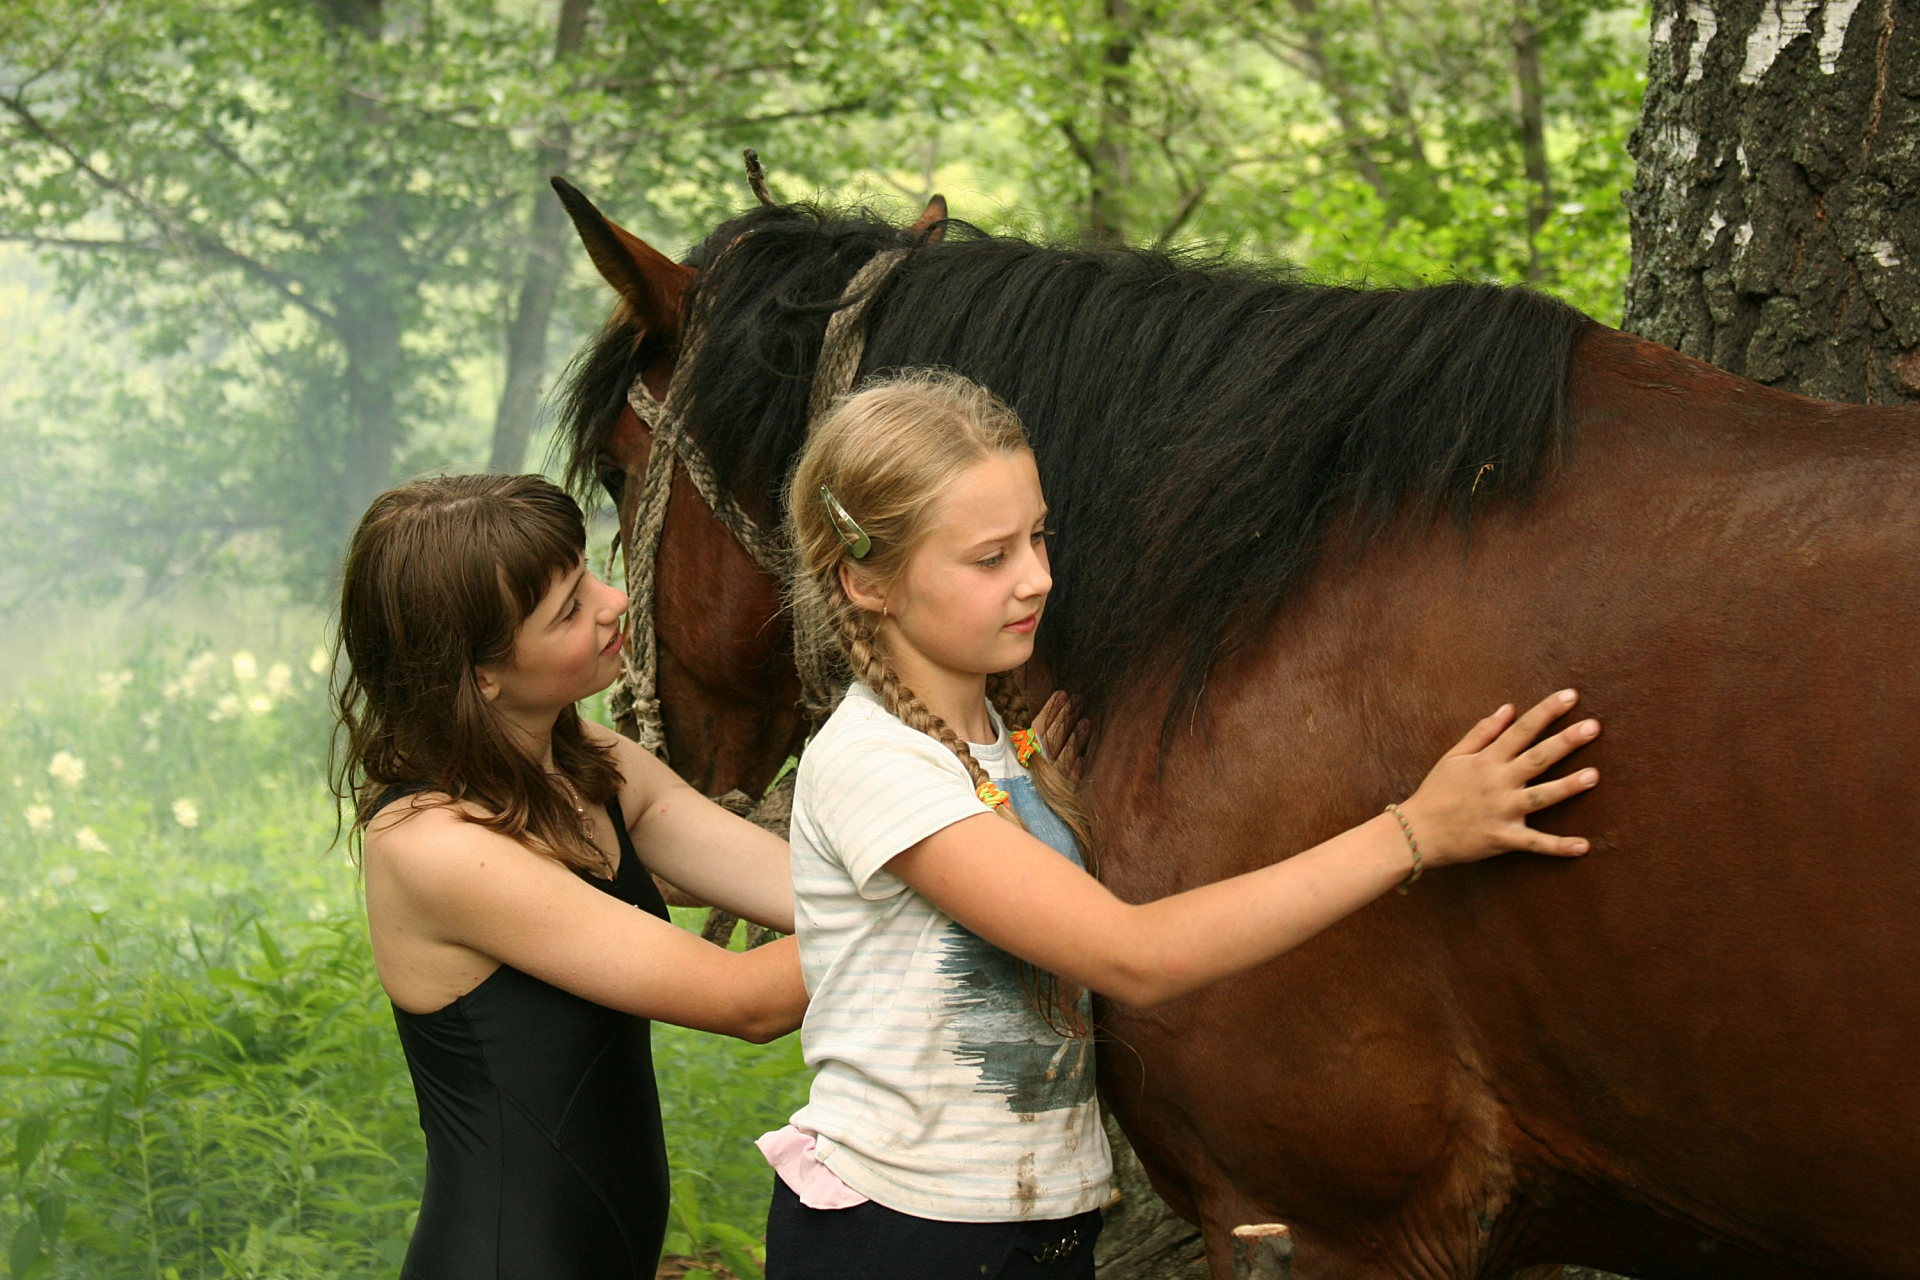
left=1087, top=329, right=1920, bottom=1278
left=564, top=190, right=1920, bottom=1276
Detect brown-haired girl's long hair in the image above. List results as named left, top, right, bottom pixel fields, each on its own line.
left=330, top=473, right=622, bottom=873
left=787, top=370, right=1095, bottom=1032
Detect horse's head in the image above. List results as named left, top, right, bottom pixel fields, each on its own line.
left=551, top=175, right=945, bottom=798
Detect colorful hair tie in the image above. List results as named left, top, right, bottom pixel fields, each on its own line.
left=976, top=780, right=1011, bottom=810
left=1010, top=727, right=1044, bottom=766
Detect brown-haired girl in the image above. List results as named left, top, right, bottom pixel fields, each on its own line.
left=332, top=473, right=806, bottom=1279
left=761, top=370, right=1602, bottom=1279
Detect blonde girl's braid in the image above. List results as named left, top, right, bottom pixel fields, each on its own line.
left=837, top=610, right=1022, bottom=830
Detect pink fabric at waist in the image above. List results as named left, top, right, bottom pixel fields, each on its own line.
left=755, top=1124, right=871, bottom=1210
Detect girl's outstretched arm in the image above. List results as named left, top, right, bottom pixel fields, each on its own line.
left=887, top=689, right=1599, bottom=1009
left=366, top=802, right=806, bottom=1041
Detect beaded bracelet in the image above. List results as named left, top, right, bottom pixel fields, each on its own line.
left=1384, top=802, right=1423, bottom=894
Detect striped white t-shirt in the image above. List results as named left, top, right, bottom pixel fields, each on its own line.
left=785, top=682, right=1111, bottom=1222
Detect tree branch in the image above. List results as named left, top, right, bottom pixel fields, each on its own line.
left=0, top=233, right=165, bottom=252
left=708, top=98, right=873, bottom=129
left=0, top=89, right=337, bottom=325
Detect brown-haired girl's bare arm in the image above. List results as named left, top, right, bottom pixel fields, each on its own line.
left=363, top=802, right=805, bottom=1042
left=586, top=720, right=796, bottom=935
left=887, top=689, right=1599, bottom=1009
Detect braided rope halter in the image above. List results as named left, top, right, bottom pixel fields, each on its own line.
left=609, top=246, right=909, bottom=762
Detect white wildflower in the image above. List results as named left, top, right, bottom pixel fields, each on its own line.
left=47, top=751, right=86, bottom=789
left=97, top=670, right=134, bottom=703
left=265, top=663, right=293, bottom=698
left=232, top=651, right=258, bottom=682
left=172, top=798, right=200, bottom=829
left=24, top=805, right=53, bottom=833
left=74, top=828, right=107, bottom=853
left=209, top=693, right=242, bottom=722
left=308, top=647, right=330, bottom=675
left=177, top=651, right=218, bottom=696
left=47, top=864, right=78, bottom=885
left=247, top=694, right=274, bottom=715
left=140, top=709, right=162, bottom=730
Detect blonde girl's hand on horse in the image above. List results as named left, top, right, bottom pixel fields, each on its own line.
left=358, top=546, right=803, bottom=1045
left=1400, top=689, right=1600, bottom=866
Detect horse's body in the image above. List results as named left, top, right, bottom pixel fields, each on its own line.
left=1092, top=327, right=1920, bottom=1278
left=554, top=184, right=1920, bottom=1278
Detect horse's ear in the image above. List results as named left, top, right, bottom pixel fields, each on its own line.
left=550, top=176, right=694, bottom=336
left=909, top=194, right=948, bottom=244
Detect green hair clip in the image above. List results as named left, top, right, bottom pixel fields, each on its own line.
left=820, top=485, right=871, bottom=559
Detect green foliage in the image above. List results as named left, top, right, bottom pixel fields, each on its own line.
left=654, top=1021, right=809, bottom=1278
left=0, top=641, right=807, bottom=1279
left=0, top=0, right=1647, bottom=609
left=833, top=0, right=1644, bottom=316
left=1, top=917, right=419, bottom=1280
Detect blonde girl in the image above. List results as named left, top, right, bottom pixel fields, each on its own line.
left=761, top=371, right=1600, bottom=1280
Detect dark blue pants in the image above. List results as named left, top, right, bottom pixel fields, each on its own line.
left=764, top=1176, right=1102, bottom=1280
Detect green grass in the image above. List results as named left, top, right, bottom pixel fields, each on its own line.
left=0, top=636, right=808, bottom=1279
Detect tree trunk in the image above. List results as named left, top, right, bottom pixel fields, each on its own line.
left=337, top=196, right=408, bottom=524
left=1511, top=5, right=1553, bottom=280
left=1283, top=0, right=1394, bottom=207
left=1370, top=0, right=1429, bottom=171
left=1622, top=0, right=1920, bottom=404
left=489, top=0, right=593, bottom=473
left=1089, top=0, right=1135, bottom=245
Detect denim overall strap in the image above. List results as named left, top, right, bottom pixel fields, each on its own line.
left=1004, top=778, right=1084, bottom=870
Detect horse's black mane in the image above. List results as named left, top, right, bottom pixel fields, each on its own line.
left=558, top=204, right=1590, bottom=724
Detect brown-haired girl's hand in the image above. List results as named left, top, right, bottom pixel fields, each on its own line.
left=1032, top=690, right=1091, bottom=782
left=1398, top=689, right=1601, bottom=868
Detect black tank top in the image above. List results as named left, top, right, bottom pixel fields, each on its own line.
left=378, top=790, right=672, bottom=1279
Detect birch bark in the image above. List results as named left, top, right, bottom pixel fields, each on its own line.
left=1623, top=0, right=1920, bottom=403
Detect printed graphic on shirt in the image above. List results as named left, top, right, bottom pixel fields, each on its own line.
left=937, top=922, right=1095, bottom=1114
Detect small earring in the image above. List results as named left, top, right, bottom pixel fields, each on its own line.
left=882, top=604, right=889, bottom=619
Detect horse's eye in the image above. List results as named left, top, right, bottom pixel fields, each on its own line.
left=597, top=459, right=627, bottom=505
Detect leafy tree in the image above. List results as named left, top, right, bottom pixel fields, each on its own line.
left=0, top=0, right=881, bottom=604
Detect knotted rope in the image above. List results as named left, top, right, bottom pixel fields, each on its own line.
left=610, top=246, right=910, bottom=760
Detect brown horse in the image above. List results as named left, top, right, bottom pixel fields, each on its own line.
left=552, top=178, right=1920, bottom=1280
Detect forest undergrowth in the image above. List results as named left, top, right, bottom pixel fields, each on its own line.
left=0, top=637, right=801, bottom=1279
